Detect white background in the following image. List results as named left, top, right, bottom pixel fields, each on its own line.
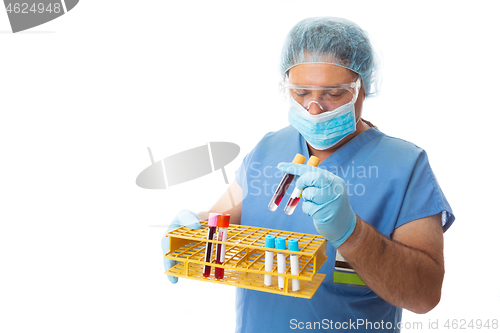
left=1, top=1, right=499, bottom=332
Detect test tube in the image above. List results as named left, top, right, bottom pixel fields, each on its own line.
left=264, top=235, right=275, bottom=286
left=203, top=213, right=219, bottom=277
left=276, top=237, right=287, bottom=290
left=214, top=214, right=230, bottom=280
left=268, top=154, right=306, bottom=211
left=284, top=156, right=321, bottom=215
left=288, top=239, right=300, bottom=291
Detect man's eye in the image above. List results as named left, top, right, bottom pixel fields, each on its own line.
left=326, top=89, right=345, bottom=98
left=293, top=90, right=310, bottom=97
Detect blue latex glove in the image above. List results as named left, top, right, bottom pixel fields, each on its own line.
left=161, top=210, right=201, bottom=283
left=278, top=163, right=357, bottom=248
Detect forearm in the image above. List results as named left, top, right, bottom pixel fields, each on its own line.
left=338, top=216, right=444, bottom=314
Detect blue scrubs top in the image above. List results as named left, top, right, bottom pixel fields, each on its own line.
left=234, top=126, right=454, bottom=333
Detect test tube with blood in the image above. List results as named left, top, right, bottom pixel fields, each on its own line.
left=214, top=214, right=231, bottom=280
left=203, top=213, right=219, bottom=277
left=268, top=154, right=306, bottom=211
left=284, top=156, right=321, bottom=215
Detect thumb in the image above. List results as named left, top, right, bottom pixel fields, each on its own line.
left=177, top=210, right=201, bottom=229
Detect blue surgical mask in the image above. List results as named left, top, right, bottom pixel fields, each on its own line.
left=288, top=98, right=357, bottom=150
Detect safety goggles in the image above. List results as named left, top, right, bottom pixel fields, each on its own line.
left=281, top=75, right=362, bottom=112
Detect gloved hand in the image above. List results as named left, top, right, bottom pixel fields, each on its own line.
left=161, top=210, right=201, bottom=283
left=278, top=163, right=357, bottom=248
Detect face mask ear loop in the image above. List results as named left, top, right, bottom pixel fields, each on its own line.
left=352, top=76, right=363, bottom=128
left=353, top=108, right=364, bottom=132
left=355, top=114, right=362, bottom=125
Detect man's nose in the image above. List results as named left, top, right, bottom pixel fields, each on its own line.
left=307, top=101, right=325, bottom=115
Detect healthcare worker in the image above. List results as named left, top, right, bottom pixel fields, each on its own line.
left=162, top=17, right=454, bottom=332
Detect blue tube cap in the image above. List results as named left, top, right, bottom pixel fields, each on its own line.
left=288, top=239, right=299, bottom=252
left=265, top=235, right=275, bottom=248
left=276, top=237, right=287, bottom=250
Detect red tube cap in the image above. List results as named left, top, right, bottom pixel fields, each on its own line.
left=217, top=214, right=230, bottom=228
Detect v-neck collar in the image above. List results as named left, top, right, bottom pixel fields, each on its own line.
left=298, top=127, right=383, bottom=167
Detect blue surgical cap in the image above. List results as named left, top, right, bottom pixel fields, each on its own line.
left=280, top=17, right=379, bottom=98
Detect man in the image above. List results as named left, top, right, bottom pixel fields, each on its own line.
left=163, top=17, right=454, bottom=332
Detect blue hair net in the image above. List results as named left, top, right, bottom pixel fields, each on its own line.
left=280, top=17, right=380, bottom=98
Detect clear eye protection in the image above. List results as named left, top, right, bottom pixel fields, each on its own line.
left=280, top=76, right=361, bottom=112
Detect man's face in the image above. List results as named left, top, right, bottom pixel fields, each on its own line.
left=288, top=63, right=365, bottom=117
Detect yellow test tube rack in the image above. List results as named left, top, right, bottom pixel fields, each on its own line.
left=164, top=221, right=328, bottom=299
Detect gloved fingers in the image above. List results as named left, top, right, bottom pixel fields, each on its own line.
left=161, top=233, right=170, bottom=252
left=168, top=210, right=202, bottom=232
left=301, top=175, right=347, bottom=203
left=161, top=235, right=179, bottom=284
left=301, top=185, right=340, bottom=205
left=162, top=210, right=200, bottom=285
left=277, top=162, right=317, bottom=178
left=163, top=210, right=199, bottom=283
left=302, top=200, right=325, bottom=218
left=178, top=209, right=202, bottom=229
left=165, top=259, right=179, bottom=284
left=295, top=170, right=334, bottom=191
